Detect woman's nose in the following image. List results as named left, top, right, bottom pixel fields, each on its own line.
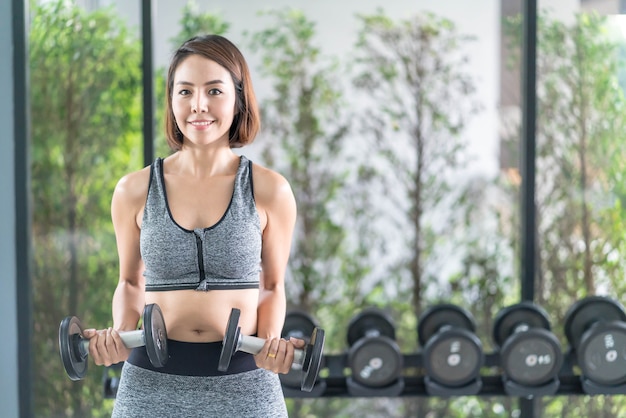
left=192, top=97, right=208, bottom=113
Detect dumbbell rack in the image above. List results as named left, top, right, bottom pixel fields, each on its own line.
left=282, top=350, right=609, bottom=398
left=281, top=298, right=626, bottom=398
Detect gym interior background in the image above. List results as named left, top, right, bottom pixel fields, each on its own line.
left=4, top=0, right=626, bottom=417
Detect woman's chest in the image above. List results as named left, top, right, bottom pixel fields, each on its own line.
left=165, top=174, right=235, bottom=230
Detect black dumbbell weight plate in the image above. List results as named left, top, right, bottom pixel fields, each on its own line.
left=218, top=308, right=241, bottom=372
left=280, top=311, right=317, bottom=388
left=501, top=330, right=562, bottom=386
left=424, top=328, right=483, bottom=387
left=59, top=316, right=88, bottom=381
left=493, top=302, right=551, bottom=348
left=564, top=296, right=626, bottom=348
left=301, top=327, right=325, bottom=392
left=143, top=303, right=169, bottom=368
left=349, top=336, right=402, bottom=387
left=418, top=304, right=476, bottom=347
left=283, top=311, right=316, bottom=340
left=347, top=309, right=396, bottom=346
left=579, top=321, right=626, bottom=386
left=280, top=365, right=304, bottom=388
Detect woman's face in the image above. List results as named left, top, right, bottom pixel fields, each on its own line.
left=171, top=54, right=237, bottom=148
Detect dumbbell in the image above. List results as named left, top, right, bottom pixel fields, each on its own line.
left=59, top=303, right=168, bottom=381
left=418, top=304, right=484, bottom=393
left=279, top=310, right=324, bottom=390
left=564, top=296, right=626, bottom=388
left=493, top=302, right=562, bottom=392
left=218, top=308, right=325, bottom=392
left=346, top=308, right=403, bottom=388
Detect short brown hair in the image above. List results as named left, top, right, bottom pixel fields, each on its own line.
left=164, top=35, right=260, bottom=150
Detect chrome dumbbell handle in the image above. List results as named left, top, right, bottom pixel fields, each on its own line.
left=79, top=329, right=147, bottom=354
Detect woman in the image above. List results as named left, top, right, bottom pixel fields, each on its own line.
left=83, top=34, right=299, bottom=417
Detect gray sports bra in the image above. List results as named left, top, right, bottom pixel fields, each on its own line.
left=140, top=156, right=262, bottom=291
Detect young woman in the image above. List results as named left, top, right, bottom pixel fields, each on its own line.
left=83, top=34, right=300, bottom=417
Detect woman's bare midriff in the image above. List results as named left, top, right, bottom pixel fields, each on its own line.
left=145, top=289, right=259, bottom=342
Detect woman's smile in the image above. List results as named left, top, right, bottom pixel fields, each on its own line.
left=188, top=119, right=215, bottom=130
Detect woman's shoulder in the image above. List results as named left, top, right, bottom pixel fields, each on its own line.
left=249, top=161, right=294, bottom=206
left=113, top=164, right=153, bottom=204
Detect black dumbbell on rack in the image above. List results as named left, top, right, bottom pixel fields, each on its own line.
left=493, top=302, right=563, bottom=396
left=102, top=363, right=123, bottom=398
left=346, top=308, right=404, bottom=396
left=564, top=295, right=626, bottom=394
left=418, top=304, right=484, bottom=396
left=59, top=303, right=168, bottom=381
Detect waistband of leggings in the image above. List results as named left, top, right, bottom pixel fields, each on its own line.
left=127, top=339, right=258, bottom=376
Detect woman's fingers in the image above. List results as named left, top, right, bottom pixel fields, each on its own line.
left=88, top=328, right=128, bottom=366
left=259, top=338, right=295, bottom=374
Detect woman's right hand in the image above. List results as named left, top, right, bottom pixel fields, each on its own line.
left=82, top=328, right=132, bottom=366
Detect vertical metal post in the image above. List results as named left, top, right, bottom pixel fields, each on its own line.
left=520, top=0, right=537, bottom=417
left=520, top=0, right=537, bottom=304
left=142, top=0, right=155, bottom=166
left=11, top=0, right=33, bottom=416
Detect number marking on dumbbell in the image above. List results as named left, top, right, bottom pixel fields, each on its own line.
left=582, top=328, right=626, bottom=385
left=419, top=304, right=484, bottom=388
left=565, top=296, right=626, bottom=386
left=347, top=309, right=403, bottom=388
left=494, top=303, right=562, bottom=387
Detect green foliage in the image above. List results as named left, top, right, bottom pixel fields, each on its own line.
left=168, top=0, right=230, bottom=49
left=352, top=9, right=486, bottom=317
left=506, top=10, right=626, bottom=310
left=249, top=9, right=367, bottom=321
left=30, top=0, right=142, bottom=415
left=503, top=10, right=626, bottom=416
left=350, top=9, right=519, bottom=416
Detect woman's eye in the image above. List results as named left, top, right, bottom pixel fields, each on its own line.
left=208, top=88, right=222, bottom=95
left=178, top=89, right=190, bottom=96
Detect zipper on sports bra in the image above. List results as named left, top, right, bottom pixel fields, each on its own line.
left=194, top=231, right=207, bottom=288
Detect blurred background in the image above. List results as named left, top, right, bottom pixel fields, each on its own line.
left=3, top=0, right=626, bottom=416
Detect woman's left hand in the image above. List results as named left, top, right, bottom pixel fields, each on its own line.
left=255, top=337, right=306, bottom=374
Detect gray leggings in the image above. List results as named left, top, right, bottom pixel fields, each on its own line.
left=112, top=341, right=288, bottom=417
